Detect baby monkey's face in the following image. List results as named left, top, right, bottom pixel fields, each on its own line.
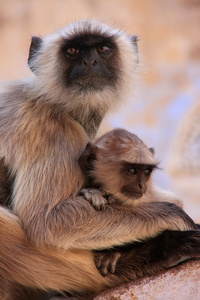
left=119, top=162, right=154, bottom=199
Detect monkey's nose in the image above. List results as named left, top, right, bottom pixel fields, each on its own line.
left=138, top=182, right=143, bottom=189
left=83, top=59, right=97, bottom=67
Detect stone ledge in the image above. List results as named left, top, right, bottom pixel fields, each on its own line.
left=95, top=259, right=200, bottom=300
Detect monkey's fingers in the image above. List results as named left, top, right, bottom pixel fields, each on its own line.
left=94, top=251, right=121, bottom=276
left=94, top=253, right=103, bottom=269
left=92, top=194, right=108, bottom=211
left=79, top=188, right=95, bottom=205
left=79, top=188, right=92, bottom=202
left=94, top=252, right=109, bottom=276
left=100, top=258, right=110, bottom=276
left=109, top=251, right=121, bottom=274
left=80, top=188, right=108, bottom=210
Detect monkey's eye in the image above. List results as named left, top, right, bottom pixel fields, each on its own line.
left=127, top=168, right=137, bottom=175
left=66, top=47, right=80, bottom=56
left=144, top=168, right=152, bottom=176
left=97, top=45, right=112, bottom=54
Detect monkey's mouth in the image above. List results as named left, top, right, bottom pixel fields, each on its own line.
left=129, top=192, right=143, bottom=199
left=72, top=75, right=109, bottom=90
left=122, top=190, right=143, bottom=200
left=66, top=69, right=113, bottom=91
left=132, top=193, right=143, bottom=199
left=121, top=185, right=143, bottom=199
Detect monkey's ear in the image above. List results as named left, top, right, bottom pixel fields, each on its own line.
left=130, top=35, right=139, bottom=64
left=78, top=142, right=99, bottom=173
left=130, top=35, right=138, bottom=45
left=149, top=147, right=155, bottom=155
left=28, top=36, right=43, bottom=73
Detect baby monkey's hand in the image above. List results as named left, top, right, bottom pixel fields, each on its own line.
left=80, top=188, right=111, bottom=210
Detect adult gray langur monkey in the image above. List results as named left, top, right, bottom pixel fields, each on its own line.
left=0, top=20, right=200, bottom=300
left=0, top=19, right=138, bottom=248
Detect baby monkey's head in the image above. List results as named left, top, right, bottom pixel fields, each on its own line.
left=79, top=128, right=159, bottom=205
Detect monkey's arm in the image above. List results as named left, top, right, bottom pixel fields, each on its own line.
left=15, top=173, right=196, bottom=250
left=52, top=200, right=198, bottom=250
left=65, top=200, right=198, bottom=250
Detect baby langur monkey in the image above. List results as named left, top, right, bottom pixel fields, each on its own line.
left=78, top=128, right=184, bottom=276
left=78, top=128, right=182, bottom=211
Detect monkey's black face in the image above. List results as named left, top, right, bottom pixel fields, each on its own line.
left=60, top=34, right=119, bottom=91
left=121, top=163, right=155, bottom=199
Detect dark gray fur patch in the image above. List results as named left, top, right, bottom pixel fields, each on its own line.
left=69, top=109, right=103, bottom=139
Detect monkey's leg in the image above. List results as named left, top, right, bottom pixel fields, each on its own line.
left=6, top=230, right=200, bottom=300
left=0, top=207, right=112, bottom=297
left=0, top=204, right=200, bottom=298
left=1, top=210, right=200, bottom=299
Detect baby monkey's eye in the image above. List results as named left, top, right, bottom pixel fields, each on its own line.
left=127, top=168, right=137, bottom=175
left=97, top=45, right=112, bottom=54
left=66, top=47, right=80, bottom=56
left=144, top=168, right=152, bottom=176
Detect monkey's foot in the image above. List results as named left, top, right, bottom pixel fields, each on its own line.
left=94, top=250, right=121, bottom=276
left=80, top=188, right=108, bottom=210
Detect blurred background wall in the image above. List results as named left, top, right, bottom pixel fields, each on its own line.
left=0, top=0, right=200, bottom=221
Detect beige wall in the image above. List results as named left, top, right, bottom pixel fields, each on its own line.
left=1, top=0, right=200, bottom=80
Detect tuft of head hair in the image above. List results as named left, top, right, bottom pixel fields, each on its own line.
left=95, top=128, right=158, bottom=165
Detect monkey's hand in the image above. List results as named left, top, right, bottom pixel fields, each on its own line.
left=156, top=230, right=200, bottom=268
left=94, top=249, right=121, bottom=276
left=79, top=188, right=108, bottom=210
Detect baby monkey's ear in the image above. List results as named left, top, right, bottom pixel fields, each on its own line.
left=130, top=35, right=139, bottom=64
left=149, top=147, right=155, bottom=155
left=78, top=142, right=99, bottom=173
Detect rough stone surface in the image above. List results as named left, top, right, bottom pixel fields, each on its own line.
left=94, top=259, right=200, bottom=300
